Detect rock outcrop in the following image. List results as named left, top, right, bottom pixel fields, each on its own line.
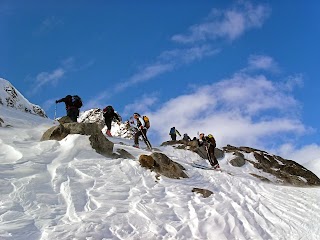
left=41, top=122, right=114, bottom=157
left=160, top=140, right=320, bottom=187
left=161, top=140, right=225, bottom=160
left=41, top=122, right=133, bottom=159
left=192, top=188, right=213, bottom=198
left=223, top=145, right=320, bottom=186
left=139, top=152, right=188, bottom=179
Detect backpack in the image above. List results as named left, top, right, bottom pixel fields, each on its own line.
left=206, top=134, right=216, bottom=147
left=143, top=115, right=150, bottom=129
left=103, top=106, right=114, bottom=115
left=170, top=127, right=176, bottom=134
left=72, top=95, right=83, bottom=108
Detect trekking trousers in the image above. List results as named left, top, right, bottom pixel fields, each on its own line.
left=135, top=128, right=148, bottom=145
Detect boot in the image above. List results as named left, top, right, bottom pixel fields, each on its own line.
left=213, top=164, right=220, bottom=169
left=106, top=129, right=112, bottom=137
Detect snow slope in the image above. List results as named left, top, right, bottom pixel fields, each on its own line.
left=0, top=106, right=320, bottom=240
left=0, top=78, right=47, bottom=118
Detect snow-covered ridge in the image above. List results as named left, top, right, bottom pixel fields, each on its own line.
left=78, top=108, right=135, bottom=139
left=0, top=78, right=47, bottom=118
left=1, top=108, right=320, bottom=239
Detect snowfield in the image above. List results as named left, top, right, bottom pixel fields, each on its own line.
left=0, top=106, right=320, bottom=240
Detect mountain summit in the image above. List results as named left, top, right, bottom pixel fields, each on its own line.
left=0, top=78, right=47, bottom=118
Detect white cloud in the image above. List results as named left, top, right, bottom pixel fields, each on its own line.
left=282, top=74, right=304, bottom=91
left=247, top=55, right=279, bottom=72
left=123, top=94, right=159, bottom=118
left=142, top=67, right=306, bottom=149
left=276, top=143, right=320, bottom=165
left=172, top=1, right=270, bottom=43
left=214, top=73, right=300, bottom=115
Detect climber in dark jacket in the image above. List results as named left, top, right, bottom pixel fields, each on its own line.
left=183, top=133, right=191, bottom=141
left=196, top=133, right=219, bottom=169
left=204, top=134, right=219, bottom=169
left=103, top=105, right=120, bottom=137
left=169, top=127, right=181, bottom=141
left=56, top=95, right=79, bottom=122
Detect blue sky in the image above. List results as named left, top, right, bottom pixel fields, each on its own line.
left=1, top=0, right=320, bottom=161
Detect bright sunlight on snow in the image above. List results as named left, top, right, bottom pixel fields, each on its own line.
left=0, top=106, right=320, bottom=240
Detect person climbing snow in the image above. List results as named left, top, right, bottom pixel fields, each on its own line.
left=183, top=133, right=191, bottom=142
left=55, top=95, right=82, bottom=122
left=169, top=127, right=181, bottom=141
left=196, top=133, right=219, bottom=169
left=103, top=105, right=121, bottom=137
left=204, top=134, right=220, bottom=169
left=129, top=113, right=152, bottom=150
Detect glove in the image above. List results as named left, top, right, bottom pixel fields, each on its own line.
left=55, top=100, right=59, bottom=103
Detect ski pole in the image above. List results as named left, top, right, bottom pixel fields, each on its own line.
left=54, top=103, right=57, bottom=121
left=139, top=128, right=152, bottom=150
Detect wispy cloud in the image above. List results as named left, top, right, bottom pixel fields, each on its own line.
left=282, top=74, right=304, bottom=91
left=115, top=45, right=220, bottom=92
left=122, top=93, right=159, bottom=117
left=113, top=1, right=268, bottom=93
left=31, top=57, right=95, bottom=96
left=245, top=54, right=279, bottom=72
left=36, top=68, right=65, bottom=88
left=115, top=63, right=174, bottom=92
left=159, top=45, right=220, bottom=64
left=82, top=90, right=111, bottom=111
left=172, top=1, right=271, bottom=43
left=34, top=16, right=64, bottom=35
left=86, top=1, right=270, bottom=111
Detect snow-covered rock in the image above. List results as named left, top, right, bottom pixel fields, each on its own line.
left=0, top=78, right=47, bottom=118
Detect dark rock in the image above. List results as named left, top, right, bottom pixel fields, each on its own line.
left=140, top=152, right=188, bottom=179
left=41, top=124, right=70, bottom=141
left=192, top=188, right=213, bottom=198
left=215, top=148, right=225, bottom=159
left=41, top=122, right=114, bottom=157
left=250, top=173, right=270, bottom=182
left=139, top=155, right=155, bottom=169
left=229, top=156, right=246, bottom=167
left=161, top=140, right=186, bottom=147
left=116, top=149, right=135, bottom=160
left=57, top=116, right=74, bottom=124
left=233, top=151, right=244, bottom=158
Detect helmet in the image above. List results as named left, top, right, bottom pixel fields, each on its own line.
left=207, top=134, right=214, bottom=138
